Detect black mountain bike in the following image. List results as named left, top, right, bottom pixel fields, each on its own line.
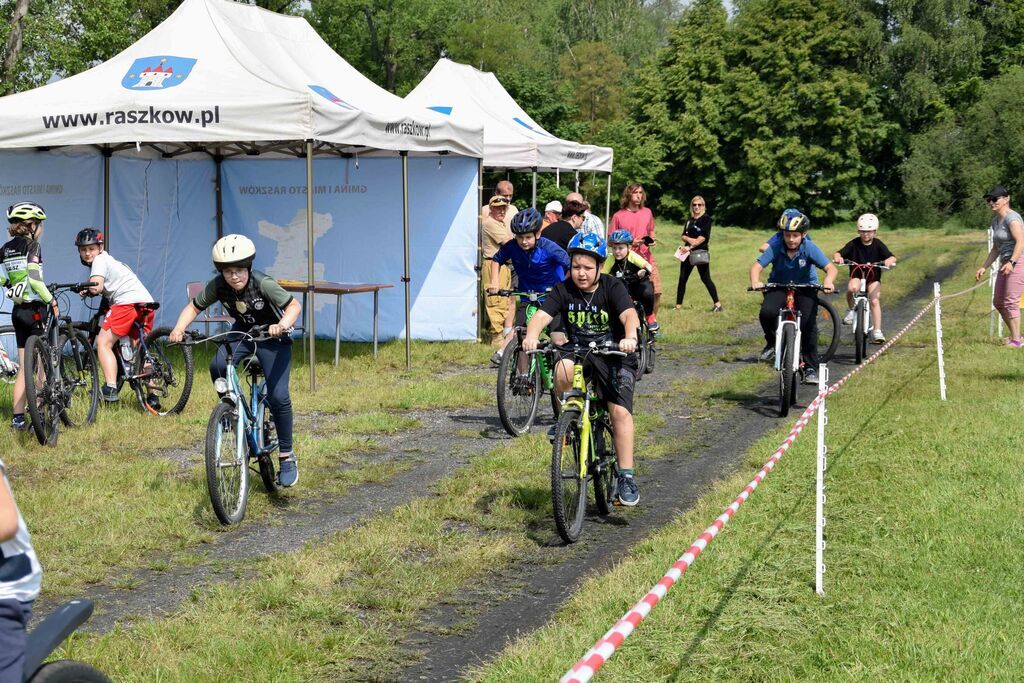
left=22, top=283, right=100, bottom=445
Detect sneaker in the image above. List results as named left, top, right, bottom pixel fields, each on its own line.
left=490, top=350, right=503, bottom=367
left=278, top=457, right=299, bottom=487
left=546, top=424, right=557, bottom=442
left=10, top=415, right=29, bottom=432
left=711, top=304, right=723, bottom=313
left=758, top=346, right=775, bottom=363
left=146, top=393, right=162, bottom=412
left=648, top=321, right=660, bottom=335
left=1007, top=338, right=1024, bottom=348
left=803, top=366, right=819, bottom=385
left=843, top=309, right=856, bottom=325
left=616, top=474, right=640, bottom=507
left=871, top=330, right=886, bottom=344
left=101, top=385, right=120, bottom=402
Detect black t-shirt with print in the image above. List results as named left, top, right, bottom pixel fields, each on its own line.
left=540, top=273, right=634, bottom=345
left=838, top=238, right=894, bottom=281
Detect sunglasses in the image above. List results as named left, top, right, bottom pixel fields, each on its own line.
left=691, top=203, right=704, bottom=207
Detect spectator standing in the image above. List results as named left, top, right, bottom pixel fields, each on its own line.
left=610, top=184, right=662, bottom=319
left=566, top=191, right=605, bottom=238
left=975, top=185, right=1024, bottom=346
left=481, top=195, right=514, bottom=345
left=542, top=200, right=562, bottom=230
left=481, top=180, right=518, bottom=227
left=543, top=199, right=585, bottom=252
left=675, top=195, right=722, bottom=312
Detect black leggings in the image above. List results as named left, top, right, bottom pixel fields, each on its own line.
left=677, top=260, right=720, bottom=306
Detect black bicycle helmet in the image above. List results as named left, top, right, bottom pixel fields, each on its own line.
left=510, top=207, right=543, bottom=235
left=75, top=228, right=104, bottom=247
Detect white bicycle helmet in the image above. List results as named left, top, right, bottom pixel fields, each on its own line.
left=212, top=234, right=256, bottom=270
left=857, top=213, right=879, bottom=231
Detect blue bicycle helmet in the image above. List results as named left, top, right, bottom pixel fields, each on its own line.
left=778, top=208, right=810, bottom=233
left=510, top=207, right=543, bottom=234
left=567, top=232, right=607, bottom=262
left=607, top=229, right=633, bottom=245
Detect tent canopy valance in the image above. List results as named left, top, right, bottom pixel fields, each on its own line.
left=404, top=59, right=611, bottom=173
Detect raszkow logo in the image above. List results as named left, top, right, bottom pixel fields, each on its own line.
left=122, top=56, right=197, bottom=90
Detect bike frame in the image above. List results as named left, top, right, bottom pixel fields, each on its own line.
left=846, top=263, right=887, bottom=337
left=559, top=355, right=610, bottom=480
left=774, top=288, right=802, bottom=373
left=219, top=342, right=275, bottom=464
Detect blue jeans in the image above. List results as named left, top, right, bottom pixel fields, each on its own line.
left=210, top=333, right=294, bottom=453
left=0, top=598, right=32, bottom=683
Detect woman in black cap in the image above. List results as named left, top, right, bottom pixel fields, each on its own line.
left=976, top=185, right=1024, bottom=346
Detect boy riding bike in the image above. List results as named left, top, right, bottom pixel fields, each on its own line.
left=487, top=208, right=571, bottom=363
left=832, top=213, right=897, bottom=344
left=522, top=233, right=642, bottom=506
left=1, top=456, right=43, bottom=683
left=74, top=228, right=161, bottom=405
left=168, top=235, right=302, bottom=487
left=0, top=202, right=57, bottom=432
left=605, top=229, right=657, bottom=333
left=751, top=209, right=837, bottom=385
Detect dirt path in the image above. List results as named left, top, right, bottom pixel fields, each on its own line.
left=38, top=264, right=956, bottom=678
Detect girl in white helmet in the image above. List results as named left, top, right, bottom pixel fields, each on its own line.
left=169, top=235, right=303, bottom=486
left=833, top=213, right=897, bottom=344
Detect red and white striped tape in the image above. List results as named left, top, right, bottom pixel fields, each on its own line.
left=560, top=287, right=950, bottom=683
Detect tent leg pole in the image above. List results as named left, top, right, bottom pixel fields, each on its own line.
left=574, top=170, right=579, bottom=192
left=531, top=169, right=537, bottom=209
left=477, top=158, right=484, bottom=344
left=102, top=146, right=112, bottom=245
left=214, top=150, right=224, bottom=239
left=305, top=140, right=316, bottom=392
left=402, top=152, right=411, bottom=370
left=605, top=173, right=612, bottom=226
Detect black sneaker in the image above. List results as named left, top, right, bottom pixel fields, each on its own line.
left=101, top=385, right=120, bottom=402
left=11, top=415, right=29, bottom=432
left=146, top=393, right=162, bottom=412
left=546, top=424, right=557, bottom=442
left=758, top=346, right=775, bottom=363
left=803, top=367, right=819, bottom=385
left=616, top=474, right=640, bottom=506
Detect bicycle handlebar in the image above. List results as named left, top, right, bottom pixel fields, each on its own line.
left=526, top=340, right=628, bottom=358
left=747, top=283, right=830, bottom=292
left=178, top=325, right=304, bottom=346
left=838, top=261, right=893, bottom=270
left=492, top=288, right=551, bottom=302
left=46, top=281, right=94, bottom=294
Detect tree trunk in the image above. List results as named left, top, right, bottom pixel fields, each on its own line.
left=2, top=0, right=31, bottom=91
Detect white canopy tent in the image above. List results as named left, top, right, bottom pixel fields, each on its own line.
left=404, top=58, right=613, bottom=211
left=0, top=0, right=485, bottom=385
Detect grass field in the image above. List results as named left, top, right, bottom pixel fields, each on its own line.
left=472, top=243, right=1024, bottom=680
left=3, top=224, right=1010, bottom=680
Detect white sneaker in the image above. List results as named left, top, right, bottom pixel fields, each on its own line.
left=843, top=309, right=855, bottom=325
left=871, top=329, right=885, bottom=344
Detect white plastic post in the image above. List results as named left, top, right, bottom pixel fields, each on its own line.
left=815, top=363, right=828, bottom=596
left=934, top=282, right=947, bottom=401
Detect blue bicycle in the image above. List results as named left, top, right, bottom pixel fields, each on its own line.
left=189, top=325, right=298, bottom=525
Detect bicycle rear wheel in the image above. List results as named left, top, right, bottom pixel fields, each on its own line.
left=592, top=418, right=617, bottom=516
left=854, top=300, right=867, bottom=364
left=815, top=296, right=841, bottom=364
left=57, top=330, right=99, bottom=428
left=779, top=325, right=795, bottom=418
left=28, top=659, right=112, bottom=682
left=139, top=327, right=195, bottom=415
left=636, top=325, right=650, bottom=380
left=255, top=403, right=280, bottom=494
left=551, top=409, right=587, bottom=543
left=205, top=401, right=249, bottom=524
left=24, top=336, right=59, bottom=446
left=0, top=326, right=19, bottom=411
left=496, top=337, right=541, bottom=436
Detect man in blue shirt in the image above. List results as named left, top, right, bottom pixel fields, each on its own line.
left=750, top=209, right=837, bottom=384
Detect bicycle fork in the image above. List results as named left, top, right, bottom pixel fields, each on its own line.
left=774, top=317, right=802, bottom=372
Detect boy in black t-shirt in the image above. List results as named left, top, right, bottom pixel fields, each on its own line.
left=833, top=213, right=897, bottom=343
left=522, top=233, right=643, bottom=506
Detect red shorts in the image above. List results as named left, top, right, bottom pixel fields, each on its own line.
left=102, top=303, right=155, bottom=339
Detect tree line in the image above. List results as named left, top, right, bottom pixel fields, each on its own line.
left=2, top=0, right=1021, bottom=228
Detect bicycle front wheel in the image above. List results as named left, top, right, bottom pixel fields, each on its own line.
left=139, top=327, right=195, bottom=415
left=205, top=401, right=249, bottom=525
left=815, top=296, right=841, bottom=364
left=28, top=659, right=112, bottom=683
left=779, top=325, right=795, bottom=418
left=496, top=337, right=541, bottom=436
left=592, top=418, right=617, bottom=516
left=58, top=331, right=99, bottom=428
left=24, top=336, right=59, bottom=446
left=551, top=409, right=587, bottom=543
left=854, top=300, right=868, bottom=364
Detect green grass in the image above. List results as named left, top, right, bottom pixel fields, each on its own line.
left=470, top=254, right=1024, bottom=680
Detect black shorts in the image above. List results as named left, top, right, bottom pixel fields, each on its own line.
left=11, top=303, right=45, bottom=348
left=516, top=300, right=563, bottom=335
left=554, top=351, right=639, bottom=412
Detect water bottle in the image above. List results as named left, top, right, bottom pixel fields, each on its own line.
left=119, top=337, right=134, bottom=363
left=0, top=346, right=15, bottom=375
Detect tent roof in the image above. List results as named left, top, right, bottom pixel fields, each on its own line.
left=0, top=0, right=482, bottom=157
left=404, top=59, right=612, bottom=172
